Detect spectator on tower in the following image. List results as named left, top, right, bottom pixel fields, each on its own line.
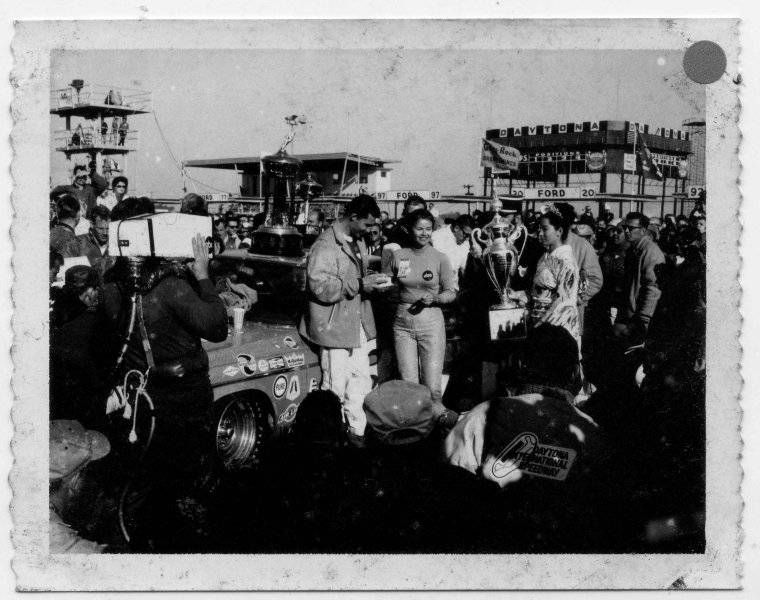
left=97, top=176, right=128, bottom=212
left=118, top=116, right=129, bottom=146
left=100, top=118, right=109, bottom=144
left=50, top=193, right=83, bottom=258
left=110, top=116, right=119, bottom=144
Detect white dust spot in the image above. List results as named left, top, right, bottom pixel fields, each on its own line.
left=657, top=57, right=666, bottom=66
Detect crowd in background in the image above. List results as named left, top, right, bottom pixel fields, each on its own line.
left=47, top=169, right=707, bottom=554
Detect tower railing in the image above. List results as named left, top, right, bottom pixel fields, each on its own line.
left=50, top=84, right=152, bottom=112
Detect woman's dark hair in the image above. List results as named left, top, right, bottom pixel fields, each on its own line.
left=110, top=196, right=155, bottom=220
left=407, top=208, right=435, bottom=228
left=111, top=176, right=128, bottom=189
left=541, top=208, right=572, bottom=241
left=180, top=193, right=208, bottom=216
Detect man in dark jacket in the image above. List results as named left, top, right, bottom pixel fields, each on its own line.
left=614, top=212, right=665, bottom=344
left=50, top=193, right=83, bottom=258
left=100, top=229, right=228, bottom=551
left=76, top=204, right=113, bottom=277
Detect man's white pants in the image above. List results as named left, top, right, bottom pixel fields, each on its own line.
left=320, top=328, right=372, bottom=436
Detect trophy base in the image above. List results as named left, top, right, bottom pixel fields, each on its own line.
left=488, top=307, right=528, bottom=342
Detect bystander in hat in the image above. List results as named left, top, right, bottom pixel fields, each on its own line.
left=364, top=380, right=436, bottom=446
left=50, top=419, right=110, bottom=481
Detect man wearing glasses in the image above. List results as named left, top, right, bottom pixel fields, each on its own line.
left=97, top=176, right=128, bottom=212
left=613, top=211, right=665, bottom=344
left=51, top=163, right=107, bottom=235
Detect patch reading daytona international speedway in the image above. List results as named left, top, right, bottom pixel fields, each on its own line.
left=490, top=432, right=577, bottom=482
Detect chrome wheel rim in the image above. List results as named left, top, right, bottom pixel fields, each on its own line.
left=216, top=399, right=259, bottom=468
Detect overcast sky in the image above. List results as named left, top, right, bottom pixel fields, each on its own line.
left=50, top=47, right=705, bottom=197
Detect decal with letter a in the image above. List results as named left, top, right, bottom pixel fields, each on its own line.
left=286, top=375, right=301, bottom=400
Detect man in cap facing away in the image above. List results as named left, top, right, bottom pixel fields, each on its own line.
left=49, top=420, right=111, bottom=553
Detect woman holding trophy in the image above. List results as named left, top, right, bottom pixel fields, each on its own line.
left=383, top=209, right=458, bottom=416
left=531, top=205, right=581, bottom=345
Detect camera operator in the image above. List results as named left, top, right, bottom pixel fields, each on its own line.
left=100, top=222, right=228, bottom=551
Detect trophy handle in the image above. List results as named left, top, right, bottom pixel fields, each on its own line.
left=471, top=228, right=489, bottom=247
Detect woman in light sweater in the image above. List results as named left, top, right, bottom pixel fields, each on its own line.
left=384, top=209, right=458, bottom=413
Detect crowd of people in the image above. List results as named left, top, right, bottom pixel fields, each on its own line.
left=47, top=174, right=707, bottom=553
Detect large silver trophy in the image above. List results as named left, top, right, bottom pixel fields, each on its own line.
left=471, top=220, right=528, bottom=340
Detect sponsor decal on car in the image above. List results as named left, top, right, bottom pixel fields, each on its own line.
left=257, top=359, right=269, bottom=373
left=223, top=365, right=241, bottom=377
left=286, top=375, right=301, bottom=400
left=278, top=403, right=298, bottom=424
left=235, top=354, right=257, bottom=376
left=272, top=375, right=288, bottom=399
left=283, top=336, right=297, bottom=349
left=269, top=357, right=286, bottom=370
left=283, top=352, right=305, bottom=368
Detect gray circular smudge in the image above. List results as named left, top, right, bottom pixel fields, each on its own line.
left=683, top=40, right=727, bottom=84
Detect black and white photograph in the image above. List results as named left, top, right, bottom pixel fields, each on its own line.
left=6, top=12, right=749, bottom=592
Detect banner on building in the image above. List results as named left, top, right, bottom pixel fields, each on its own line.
left=481, top=139, right=522, bottom=171
left=636, top=127, right=663, bottom=180
left=624, top=153, right=636, bottom=172
left=678, top=159, right=689, bottom=179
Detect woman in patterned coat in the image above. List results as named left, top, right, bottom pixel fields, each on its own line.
left=530, top=205, right=580, bottom=346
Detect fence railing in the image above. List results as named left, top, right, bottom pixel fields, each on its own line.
left=53, top=127, right=139, bottom=152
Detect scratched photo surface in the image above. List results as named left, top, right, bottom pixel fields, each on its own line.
left=11, top=19, right=740, bottom=590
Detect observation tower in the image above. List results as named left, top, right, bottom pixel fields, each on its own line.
left=50, top=79, right=152, bottom=185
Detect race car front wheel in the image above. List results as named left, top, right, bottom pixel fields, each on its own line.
left=214, top=393, right=269, bottom=470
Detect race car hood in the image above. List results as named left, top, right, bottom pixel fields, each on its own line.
left=203, top=321, right=318, bottom=384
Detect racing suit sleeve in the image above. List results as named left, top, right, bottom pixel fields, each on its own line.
left=306, top=237, right=361, bottom=303
left=167, top=277, right=229, bottom=342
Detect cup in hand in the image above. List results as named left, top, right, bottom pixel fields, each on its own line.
left=232, top=307, right=246, bottom=332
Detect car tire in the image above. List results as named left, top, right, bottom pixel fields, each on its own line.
left=213, top=393, right=269, bottom=471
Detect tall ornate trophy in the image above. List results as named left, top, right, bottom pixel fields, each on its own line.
left=471, top=221, right=528, bottom=340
